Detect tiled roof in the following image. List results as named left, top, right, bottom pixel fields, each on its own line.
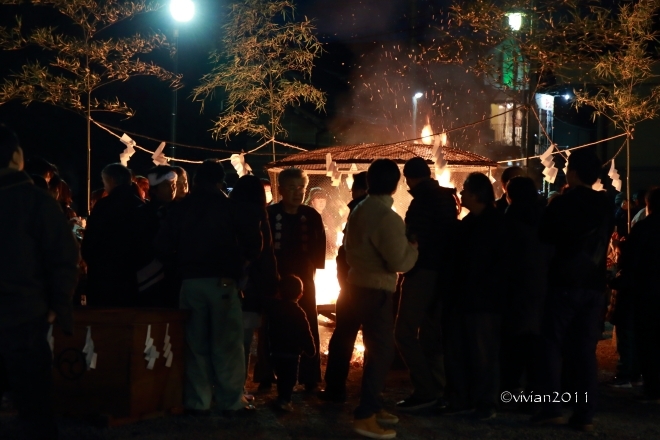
left=265, top=142, right=497, bottom=170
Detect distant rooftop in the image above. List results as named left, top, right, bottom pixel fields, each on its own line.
left=265, top=142, right=497, bottom=173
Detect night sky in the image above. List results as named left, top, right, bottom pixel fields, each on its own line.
left=0, top=0, right=586, bottom=208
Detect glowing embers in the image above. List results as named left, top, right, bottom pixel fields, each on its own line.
left=319, top=325, right=366, bottom=367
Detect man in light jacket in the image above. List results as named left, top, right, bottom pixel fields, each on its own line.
left=344, top=159, right=418, bottom=440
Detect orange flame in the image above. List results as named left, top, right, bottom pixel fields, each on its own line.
left=421, top=124, right=434, bottom=145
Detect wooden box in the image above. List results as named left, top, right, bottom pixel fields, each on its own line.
left=52, top=308, right=187, bottom=424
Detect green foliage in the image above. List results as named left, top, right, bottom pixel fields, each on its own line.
left=0, top=0, right=180, bottom=117
left=192, top=0, right=326, bottom=143
left=433, top=0, right=660, bottom=132
left=573, top=0, right=660, bottom=134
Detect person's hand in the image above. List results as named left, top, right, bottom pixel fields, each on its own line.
left=47, top=310, right=57, bottom=324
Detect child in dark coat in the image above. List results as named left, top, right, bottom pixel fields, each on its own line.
left=268, top=275, right=316, bottom=410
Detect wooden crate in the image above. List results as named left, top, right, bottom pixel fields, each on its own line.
left=52, top=308, right=187, bottom=425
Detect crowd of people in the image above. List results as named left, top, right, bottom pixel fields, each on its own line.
left=1, top=122, right=660, bottom=440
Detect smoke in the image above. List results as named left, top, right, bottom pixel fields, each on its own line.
left=327, top=42, right=496, bottom=151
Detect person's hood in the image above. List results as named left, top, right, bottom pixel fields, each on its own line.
left=0, top=170, right=33, bottom=191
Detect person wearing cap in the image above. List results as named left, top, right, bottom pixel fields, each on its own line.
left=81, top=163, right=145, bottom=307
left=156, top=159, right=263, bottom=416
left=134, top=166, right=179, bottom=307
left=395, top=157, right=459, bottom=412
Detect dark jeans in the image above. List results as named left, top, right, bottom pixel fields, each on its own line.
left=500, top=331, right=539, bottom=392
left=537, top=287, right=604, bottom=423
left=324, top=287, right=361, bottom=393
left=253, top=317, right=275, bottom=384
left=342, top=284, right=396, bottom=420
left=395, top=268, right=444, bottom=400
left=635, top=305, right=660, bottom=399
left=615, top=323, right=640, bottom=380
left=298, top=276, right=321, bottom=386
left=0, top=319, right=57, bottom=440
left=272, top=355, right=299, bottom=402
left=445, top=311, right=501, bottom=411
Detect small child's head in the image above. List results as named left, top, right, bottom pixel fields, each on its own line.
left=278, top=275, right=303, bottom=302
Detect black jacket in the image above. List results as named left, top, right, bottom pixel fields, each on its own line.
left=451, top=205, right=508, bottom=313
left=267, top=299, right=316, bottom=357
left=243, top=209, right=279, bottom=313
left=503, top=202, right=550, bottom=334
left=336, top=194, right=367, bottom=288
left=539, top=186, right=614, bottom=291
left=0, top=171, right=78, bottom=333
left=267, top=203, right=326, bottom=280
left=618, top=213, right=660, bottom=308
left=496, top=194, right=509, bottom=214
left=81, top=184, right=145, bottom=307
left=155, top=188, right=263, bottom=282
left=404, top=179, right=459, bottom=272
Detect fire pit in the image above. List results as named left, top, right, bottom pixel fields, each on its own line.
left=265, top=142, right=497, bottom=307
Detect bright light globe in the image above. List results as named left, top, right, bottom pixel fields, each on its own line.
left=414, top=92, right=423, bottom=99
left=170, top=0, right=195, bottom=22
left=507, top=13, right=522, bottom=31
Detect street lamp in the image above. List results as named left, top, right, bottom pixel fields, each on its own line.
left=412, top=92, right=423, bottom=140
left=170, top=0, right=195, bottom=22
left=169, top=0, right=195, bottom=159
left=507, top=12, right=522, bottom=31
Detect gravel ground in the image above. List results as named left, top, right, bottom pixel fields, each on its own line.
left=2, top=326, right=659, bottom=440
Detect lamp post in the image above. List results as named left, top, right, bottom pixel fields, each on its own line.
left=412, top=92, right=423, bottom=140
left=169, top=0, right=195, bottom=159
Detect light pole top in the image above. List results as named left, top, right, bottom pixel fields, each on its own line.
left=170, top=0, right=195, bottom=22
left=507, top=12, right=522, bottom=31
left=413, top=92, right=423, bottom=99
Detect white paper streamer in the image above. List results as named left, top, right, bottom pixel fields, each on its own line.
left=543, top=165, right=558, bottom=184
left=82, top=326, right=97, bottom=370
left=539, top=145, right=558, bottom=184
left=608, top=161, right=622, bottom=192
left=119, top=134, right=137, bottom=166
left=230, top=153, right=252, bottom=177
left=47, top=325, right=54, bottom=358
left=345, top=174, right=354, bottom=190
left=432, top=134, right=447, bottom=170
left=144, top=324, right=160, bottom=370
left=163, top=323, right=172, bottom=368
left=152, top=142, right=168, bottom=166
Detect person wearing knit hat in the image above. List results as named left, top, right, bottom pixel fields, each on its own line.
left=395, top=156, right=459, bottom=412
left=305, top=187, right=329, bottom=215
